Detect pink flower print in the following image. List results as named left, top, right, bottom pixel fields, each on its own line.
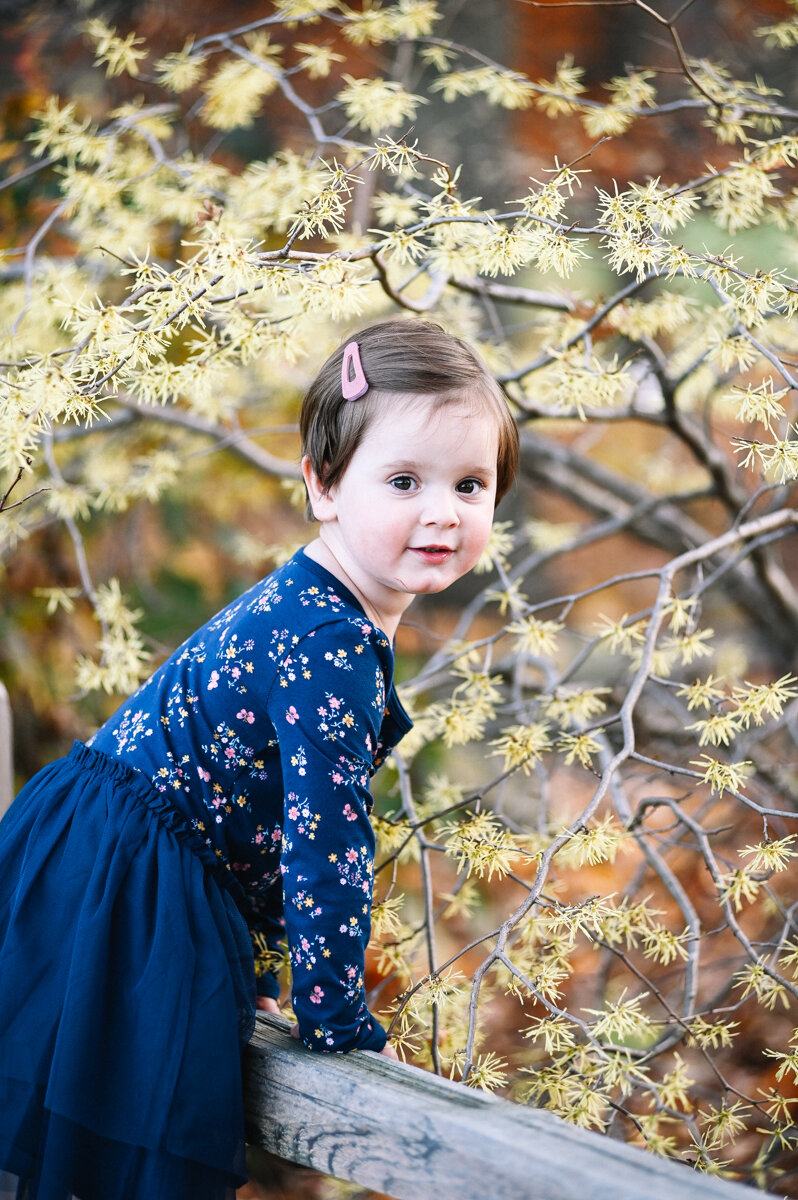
left=231, top=667, right=241, bottom=679
left=361, top=624, right=372, bottom=636
left=310, top=986, right=324, bottom=1004
left=329, top=696, right=341, bottom=710
left=237, top=709, right=255, bottom=724
left=331, top=772, right=344, bottom=785
left=286, top=706, right=299, bottom=725
left=224, top=747, right=235, bottom=758
left=208, top=671, right=219, bottom=690
left=288, top=806, right=299, bottom=820
left=272, top=827, right=282, bottom=842
left=301, top=938, right=310, bottom=951
left=197, top=766, right=211, bottom=782
left=342, top=804, right=357, bottom=822
left=346, top=848, right=358, bottom=863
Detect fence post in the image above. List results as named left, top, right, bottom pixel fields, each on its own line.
left=0, top=682, right=12, bottom=818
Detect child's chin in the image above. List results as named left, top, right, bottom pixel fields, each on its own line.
left=414, top=574, right=461, bottom=595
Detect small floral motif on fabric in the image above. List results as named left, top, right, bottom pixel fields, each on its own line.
left=329, top=844, right=373, bottom=893
left=107, top=708, right=153, bottom=756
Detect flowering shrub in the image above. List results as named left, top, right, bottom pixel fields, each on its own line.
left=2, top=1, right=798, bottom=1189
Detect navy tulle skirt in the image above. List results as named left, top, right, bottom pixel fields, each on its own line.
left=0, top=742, right=257, bottom=1200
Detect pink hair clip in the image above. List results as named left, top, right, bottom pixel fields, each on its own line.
left=341, top=340, right=369, bottom=400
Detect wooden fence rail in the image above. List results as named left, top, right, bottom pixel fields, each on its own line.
left=0, top=682, right=12, bottom=820
left=244, top=1013, right=759, bottom=1200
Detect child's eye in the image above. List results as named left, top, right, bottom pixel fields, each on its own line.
left=389, top=475, right=416, bottom=492
left=456, top=478, right=485, bottom=496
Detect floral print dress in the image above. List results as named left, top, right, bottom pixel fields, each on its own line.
left=89, top=548, right=412, bottom=1053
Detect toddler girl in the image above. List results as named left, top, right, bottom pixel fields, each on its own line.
left=0, top=319, right=519, bottom=1200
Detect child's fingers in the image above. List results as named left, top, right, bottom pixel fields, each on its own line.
left=255, top=995, right=300, bottom=1039
left=379, top=1041, right=399, bottom=1060
left=255, top=996, right=281, bottom=1013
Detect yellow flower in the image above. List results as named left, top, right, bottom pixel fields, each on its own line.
left=85, top=19, right=147, bottom=78
left=691, top=754, right=752, bottom=796
left=489, top=722, right=551, bottom=773
left=337, top=76, right=426, bottom=135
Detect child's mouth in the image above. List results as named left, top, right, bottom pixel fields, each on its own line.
left=411, top=545, right=454, bottom=563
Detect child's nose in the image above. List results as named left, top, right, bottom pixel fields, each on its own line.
left=421, top=487, right=459, bottom=527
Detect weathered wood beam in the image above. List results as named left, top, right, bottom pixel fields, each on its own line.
left=0, top=682, right=12, bottom=819
left=244, top=1014, right=756, bottom=1200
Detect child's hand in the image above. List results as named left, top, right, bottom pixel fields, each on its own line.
left=255, top=996, right=281, bottom=1014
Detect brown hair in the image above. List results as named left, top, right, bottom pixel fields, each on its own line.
left=299, top=319, right=519, bottom=518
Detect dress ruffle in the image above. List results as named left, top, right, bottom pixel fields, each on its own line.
left=0, top=743, right=256, bottom=1200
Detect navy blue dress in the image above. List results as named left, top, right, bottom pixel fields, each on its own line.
left=0, top=550, right=411, bottom=1199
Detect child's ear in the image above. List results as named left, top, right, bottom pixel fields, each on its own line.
left=301, top=455, right=337, bottom=522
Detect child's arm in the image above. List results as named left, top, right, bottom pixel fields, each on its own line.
left=267, top=616, right=393, bottom=1053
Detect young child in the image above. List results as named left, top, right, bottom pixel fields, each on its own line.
left=0, top=319, right=519, bottom=1200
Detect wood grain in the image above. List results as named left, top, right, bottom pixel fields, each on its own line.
left=244, top=1013, right=755, bottom=1200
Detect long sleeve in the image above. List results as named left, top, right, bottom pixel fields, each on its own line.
left=267, top=616, right=390, bottom=1052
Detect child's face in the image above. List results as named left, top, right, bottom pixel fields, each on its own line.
left=306, top=395, right=499, bottom=621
